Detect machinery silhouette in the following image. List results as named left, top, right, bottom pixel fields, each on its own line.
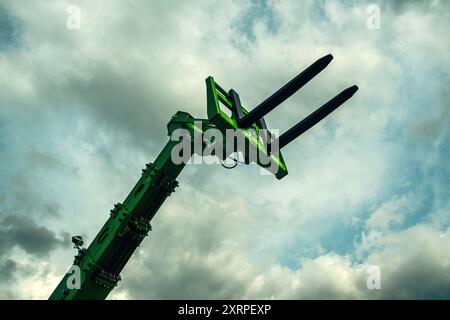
left=50, top=54, right=358, bottom=300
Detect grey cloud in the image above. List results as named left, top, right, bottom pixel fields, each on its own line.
left=0, top=259, right=17, bottom=282
left=0, top=215, right=68, bottom=258
left=121, top=249, right=252, bottom=299
left=31, top=61, right=175, bottom=151
left=379, top=252, right=450, bottom=299
left=364, top=225, right=450, bottom=299
left=41, top=202, right=62, bottom=219
left=26, top=150, right=74, bottom=174
left=0, top=257, right=17, bottom=299
left=1, top=1, right=204, bottom=154
left=2, top=174, right=64, bottom=220
left=409, top=84, right=450, bottom=140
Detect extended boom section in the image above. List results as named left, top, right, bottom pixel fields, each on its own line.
left=50, top=113, right=200, bottom=299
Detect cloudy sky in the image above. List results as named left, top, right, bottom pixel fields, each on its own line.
left=0, top=0, right=449, bottom=299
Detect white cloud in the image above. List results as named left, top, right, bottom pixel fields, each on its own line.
left=366, top=193, right=415, bottom=230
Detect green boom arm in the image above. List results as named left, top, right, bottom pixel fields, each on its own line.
left=49, top=112, right=202, bottom=300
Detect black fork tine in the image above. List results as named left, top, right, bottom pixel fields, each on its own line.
left=271, top=85, right=359, bottom=149
left=238, top=54, right=334, bottom=128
